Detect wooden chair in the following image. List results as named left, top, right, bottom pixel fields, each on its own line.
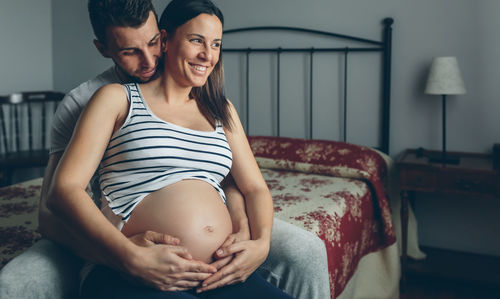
left=0, top=91, right=65, bottom=187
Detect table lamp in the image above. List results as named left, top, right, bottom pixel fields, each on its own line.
left=424, top=56, right=466, bottom=164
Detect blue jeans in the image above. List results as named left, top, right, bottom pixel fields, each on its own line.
left=81, top=265, right=294, bottom=299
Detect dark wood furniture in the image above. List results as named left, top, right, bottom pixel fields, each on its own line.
left=397, top=148, right=500, bottom=287
left=403, top=246, right=500, bottom=298
left=0, top=91, right=64, bottom=187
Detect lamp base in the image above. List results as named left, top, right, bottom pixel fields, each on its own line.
left=428, top=152, right=460, bottom=165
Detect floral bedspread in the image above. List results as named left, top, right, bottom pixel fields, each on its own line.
left=248, top=136, right=396, bottom=298
left=0, top=178, right=42, bottom=269
left=0, top=136, right=396, bottom=298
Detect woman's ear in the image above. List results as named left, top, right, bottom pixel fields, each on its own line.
left=161, top=29, right=168, bottom=53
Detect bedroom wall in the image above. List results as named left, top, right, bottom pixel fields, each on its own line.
left=0, top=0, right=53, bottom=181
left=0, top=0, right=53, bottom=94
left=47, top=0, right=499, bottom=257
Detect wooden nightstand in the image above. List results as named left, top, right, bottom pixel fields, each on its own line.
left=397, top=148, right=500, bottom=287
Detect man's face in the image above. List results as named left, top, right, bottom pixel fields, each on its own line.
left=96, top=11, right=162, bottom=83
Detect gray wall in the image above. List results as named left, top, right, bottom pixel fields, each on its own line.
left=51, top=0, right=499, bottom=156
left=0, top=0, right=53, bottom=181
left=52, top=0, right=112, bottom=92
left=0, top=0, right=53, bottom=94
left=3, top=0, right=500, bottom=256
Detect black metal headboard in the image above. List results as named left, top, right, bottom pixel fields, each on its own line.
left=222, top=18, right=393, bottom=154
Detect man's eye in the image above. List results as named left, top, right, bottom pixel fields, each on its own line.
left=190, top=38, right=202, bottom=43
left=212, top=42, right=221, bottom=48
left=122, top=51, right=134, bottom=56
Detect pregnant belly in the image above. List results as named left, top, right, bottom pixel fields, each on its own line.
left=121, top=179, right=232, bottom=263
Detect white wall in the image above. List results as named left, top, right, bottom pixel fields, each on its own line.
left=13, top=0, right=500, bottom=256
left=0, top=0, right=53, bottom=94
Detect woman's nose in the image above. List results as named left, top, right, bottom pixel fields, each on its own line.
left=199, top=45, right=213, bottom=61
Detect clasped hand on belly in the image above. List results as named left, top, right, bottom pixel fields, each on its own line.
left=121, top=179, right=233, bottom=263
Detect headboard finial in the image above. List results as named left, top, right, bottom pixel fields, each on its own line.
left=383, top=18, right=394, bottom=27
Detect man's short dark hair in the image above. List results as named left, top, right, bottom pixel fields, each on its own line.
left=88, top=0, right=157, bottom=44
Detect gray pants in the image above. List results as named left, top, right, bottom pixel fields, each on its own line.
left=0, top=218, right=330, bottom=299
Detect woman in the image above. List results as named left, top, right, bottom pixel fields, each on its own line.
left=48, top=0, right=293, bottom=298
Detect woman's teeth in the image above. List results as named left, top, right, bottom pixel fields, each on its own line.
left=192, top=65, right=207, bottom=71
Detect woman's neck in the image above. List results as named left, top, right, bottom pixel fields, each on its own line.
left=147, top=71, right=193, bottom=106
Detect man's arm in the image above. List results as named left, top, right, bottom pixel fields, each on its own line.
left=39, top=153, right=104, bottom=263
left=222, top=174, right=250, bottom=240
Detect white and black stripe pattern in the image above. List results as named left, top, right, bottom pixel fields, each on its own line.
left=98, top=83, right=232, bottom=222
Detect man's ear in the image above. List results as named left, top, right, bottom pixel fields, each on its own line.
left=93, top=39, right=111, bottom=58
left=160, top=29, right=168, bottom=53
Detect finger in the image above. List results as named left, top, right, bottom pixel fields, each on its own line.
left=144, top=231, right=180, bottom=245
left=183, top=259, right=218, bottom=273
left=218, top=235, right=236, bottom=251
left=198, top=273, right=241, bottom=293
left=164, top=286, right=190, bottom=292
left=168, top=245, right=193, bottom=260
left=160, top=234, right=180, bottom=245
left=209, top=255, right=232, bottom=270
left=215, top=242, right=245, bottom=258
left=163, top=279, right=201, bottom=291
left=176, top=272, right=214, bottom=282
left=202, top=262, right=238, bottom=286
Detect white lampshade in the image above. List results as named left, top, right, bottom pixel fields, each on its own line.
left=425, top=57, right=466, bottom=95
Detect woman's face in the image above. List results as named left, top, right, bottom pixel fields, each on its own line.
left=164, top=13, right=222, bottom=88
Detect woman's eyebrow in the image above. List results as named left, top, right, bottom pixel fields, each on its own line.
left=188, top=33, right=222, bottom=42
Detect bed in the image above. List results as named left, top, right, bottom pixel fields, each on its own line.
left=220, top=18, right=404, bottom=298
left=0, top=17, right=426, bottom=299
left=248, top=136, right=400, bottom=298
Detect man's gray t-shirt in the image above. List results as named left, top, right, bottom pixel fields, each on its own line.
left=50, top=66, right=121, bottom=154
left=49, top=66, right=121, bottom=202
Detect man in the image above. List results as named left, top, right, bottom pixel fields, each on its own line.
left=0, top=0, right=330, bottom=298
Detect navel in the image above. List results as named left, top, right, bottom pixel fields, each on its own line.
left=204, top=225, right=215, bottom=233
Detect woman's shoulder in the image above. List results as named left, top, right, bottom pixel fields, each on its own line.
left=95, top=83, right=127, bottom=96
left=85, top=83, right=129, bottom=117
left=90, top=83, right=127, bottom=104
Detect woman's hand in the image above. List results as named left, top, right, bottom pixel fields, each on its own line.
left=127, top=230, right=218, bottom=291
left=124, top=242, right=218, bottom=292
left=197, top=237, right=269, bottom=292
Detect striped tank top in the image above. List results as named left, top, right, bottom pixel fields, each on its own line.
left=98, top=83, right=232, bottom=223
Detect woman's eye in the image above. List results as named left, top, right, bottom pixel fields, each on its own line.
left=191, top=38, right=202, bottom=43
left=211, top=42, right=221, bottom=48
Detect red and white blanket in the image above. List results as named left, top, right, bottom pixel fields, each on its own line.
left=248, top=136, right=397, bottom=297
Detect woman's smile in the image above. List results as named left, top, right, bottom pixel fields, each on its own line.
left=189, top=62, right=209, bottom=74
left=164, top=13, right=222, bottom=88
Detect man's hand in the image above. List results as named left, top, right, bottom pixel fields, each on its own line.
left=204, top=225, right=252, bottom=272
left=197, top=238, right=269, bottom=292
left=128, top=230, right=180, bottom=247
left=125, top=243, right=218, bottom=291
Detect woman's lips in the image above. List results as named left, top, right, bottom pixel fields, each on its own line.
left=189, top=63, right=208, bottom=73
